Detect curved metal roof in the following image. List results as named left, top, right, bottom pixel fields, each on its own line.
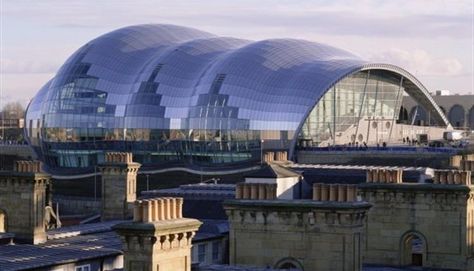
left=27, top=24, right=448, bottom=148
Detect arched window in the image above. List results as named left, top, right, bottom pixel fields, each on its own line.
left=398, top=106, right=409, bottom=123
left=468, top=106, right=474, bottom=130
left=448, top=104, right=465, bottom=128
left=409, top=106, right=428, bottom=126
left=400, top=231, right=427, bottom=267
left=439, top=106, right=446, bottom=114
left=274, top=257, right=304, bottom=270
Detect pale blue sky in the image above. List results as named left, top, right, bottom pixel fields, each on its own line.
left=1, top=0, right=473, bottom=106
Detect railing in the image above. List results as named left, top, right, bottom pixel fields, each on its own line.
left=297, top=146, right=458, bottom=154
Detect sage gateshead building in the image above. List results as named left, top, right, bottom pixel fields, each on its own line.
left=25, top=24, right=449, bottom=174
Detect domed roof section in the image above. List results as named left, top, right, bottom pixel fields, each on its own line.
left=25, top=24, right=451, bottom=175
left=51, top=24, right=217, bottom=89
left=189, top=38, right=366, bottom=130
left=30, top=24, right=449, bottom=137
left=29, top=24, right=371, bottom=133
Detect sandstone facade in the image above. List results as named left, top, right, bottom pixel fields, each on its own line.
left=99, top=152, right=141, bottom=221
left=225, top=197, right=371, bottom=271
left=359, top=177, right=474, bottom=270
left=0, top=160, right=50, bottom=244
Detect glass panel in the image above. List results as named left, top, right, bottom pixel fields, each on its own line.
left=299, top=71, right=404, bottom=146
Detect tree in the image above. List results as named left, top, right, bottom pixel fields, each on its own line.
left=1, top=101, right=26, bottom=142
left=1, top=102, right=25, bottom=119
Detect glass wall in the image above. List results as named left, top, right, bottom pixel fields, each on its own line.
left=298, top=71, right=405, bottom=146
left=27, top=25, right=439, bottom=174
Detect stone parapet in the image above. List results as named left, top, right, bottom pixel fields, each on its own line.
left=358, top=183, right=472, bottom=210
left=433, top=170, right=471, bottom=185
left=225, top=199, right=371, bottom=227
left=235, top=183, right=277, bottom=200
left=366, top=167, right=403, bottom=183
left=224, top=199, right=371, bottom=271
left=312, top=183, right=357, bottom=202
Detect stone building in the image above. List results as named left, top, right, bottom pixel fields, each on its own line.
left=99, top=152, right=141, bottom=221
left=225, top=166, right=371, bottom=271
left=359, top=166, right=474, bottom=270
left=0, top=160, right=54, bottom=244
left=401, top=93, right=474, bottom=129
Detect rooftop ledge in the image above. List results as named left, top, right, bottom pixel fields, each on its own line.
left=113, top=217, right=202, bottom=233
left=0, top=171, right=51, bottom=178
left=224, top=199, right=372, bottom=210
left=358, top=183, right=472, bottom=193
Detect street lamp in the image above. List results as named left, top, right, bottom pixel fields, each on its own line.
left=260, top=139, right=264, bottom=165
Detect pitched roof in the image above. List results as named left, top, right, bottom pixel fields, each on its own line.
left=244, top=163, right=301, bottom=179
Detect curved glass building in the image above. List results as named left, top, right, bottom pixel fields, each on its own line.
left=25, top=24, right=449, bottom=174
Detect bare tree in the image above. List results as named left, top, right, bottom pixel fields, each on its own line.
left=1, top=102, right=25, bottom=119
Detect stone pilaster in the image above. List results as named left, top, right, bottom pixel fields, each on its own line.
left=113, top=197, right=201, bottom=271
left=99, top=152, right=141, bottom=221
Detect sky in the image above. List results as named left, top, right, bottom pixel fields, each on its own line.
left=0, top=0, right=473, bottom=107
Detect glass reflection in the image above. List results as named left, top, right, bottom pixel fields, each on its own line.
left=299, top=71, right=404, bottom=147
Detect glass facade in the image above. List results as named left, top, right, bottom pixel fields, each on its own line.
left=299, top=70, right=405, bottom=146
left=25, top=24, right=444, bottom=174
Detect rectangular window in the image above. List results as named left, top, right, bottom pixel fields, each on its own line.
left=75, top=264, right=91, bottom=271
left=212, top=241, right=220, bottom=261
left=198, top=243, right=207, bottom=262
left=209, top=74, right=226, bottom=94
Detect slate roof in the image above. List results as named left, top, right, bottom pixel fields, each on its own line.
left=0, top=218, right=227, bottom=271
left=142, top=184, right=236, bottom=219
left=0, top=231, right=122, bottom=271
left=244, top=164, right=301, bottom=179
